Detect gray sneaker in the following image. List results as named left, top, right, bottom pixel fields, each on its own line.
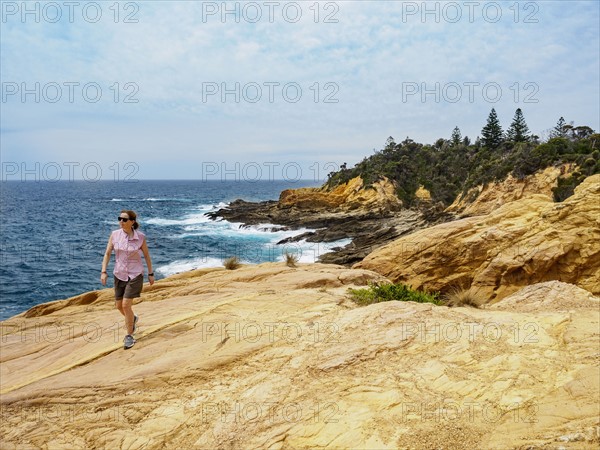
left=124, top=334, right=135, bottom=349
left=132, top=315, right=138, bottom=334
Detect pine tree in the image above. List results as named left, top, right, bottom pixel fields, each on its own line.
left=481, top=108, right=504, bottom=149
left=451, top=126, right=462, bottom=146
left=506, top=108, right=531, bottom=142
left=551, top=117, right=567, bottom=138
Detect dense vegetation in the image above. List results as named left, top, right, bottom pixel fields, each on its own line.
left=349, top=282, right=442, bottom=306
left=325, top=111, right=599, bottom=205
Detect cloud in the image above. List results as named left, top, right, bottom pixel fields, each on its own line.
left=1, top=1, right=598, bottom=179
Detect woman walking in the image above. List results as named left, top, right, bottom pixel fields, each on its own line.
left=100, top=210, right=154, bottom=349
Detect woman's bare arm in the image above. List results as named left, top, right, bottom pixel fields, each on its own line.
left=100, top=235, right=113, bottom=285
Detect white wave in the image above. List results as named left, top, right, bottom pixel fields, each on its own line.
left=156, top=255, right=252, bottom=276
left=143, top=197, right=194, bottom=202
left=146, top=202, right=229, bottom=227
left=146, top=213, right=212, bottom=226
left=156, top=237, right=352, bottom=276
left=193, top=202, right=229, bottom=211
left=110, top=197, right=194, bottom=203
left=237, top=223, right=294, bottom=233
left=156, top=257, right=224, bottom=276
left=275, top=238, right=353, bottom=263
left=224, top=221, right=311, bottom=236
left=166, top=232, right=206, bottom=239
left=173, top=218, right=311, bottom=238
left=187, top=224, right=314, bottom=245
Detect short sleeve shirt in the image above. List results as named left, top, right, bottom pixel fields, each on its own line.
left=111, top=229, right=145, bottom=281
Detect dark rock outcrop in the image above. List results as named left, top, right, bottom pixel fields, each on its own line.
left=206, top=177, right=452, bottom=265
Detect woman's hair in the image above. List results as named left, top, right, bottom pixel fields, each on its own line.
left=121, top=210, right=139, bottom=230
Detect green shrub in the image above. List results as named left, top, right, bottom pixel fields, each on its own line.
left=552, top=173, right=585, bottom=202
left=349, top=282, right=442, bottom=306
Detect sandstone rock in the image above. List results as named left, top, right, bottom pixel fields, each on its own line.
left=1, top=266, right=598, bottom=449
left=414, top=185, right=432, bottom=202
left=488, top=280, right=600, bottom=313
left=279, top=176, right=402, bottom=212
left=355, top=175, right=600, bottom=301
left=446, top=164, right=577, bottom=216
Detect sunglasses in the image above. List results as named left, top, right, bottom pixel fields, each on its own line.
left=118, top=217, right=132, bottom=222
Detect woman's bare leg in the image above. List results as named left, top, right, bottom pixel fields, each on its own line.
left=115, top=299, right=125, bottom=316
left=122, top=298, right=135, bottom=335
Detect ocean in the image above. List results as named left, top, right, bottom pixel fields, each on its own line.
left=0, top=180, right=351, bottom=321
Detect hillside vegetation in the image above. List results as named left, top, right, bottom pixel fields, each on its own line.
left=325, top=111, right=599, bottom=206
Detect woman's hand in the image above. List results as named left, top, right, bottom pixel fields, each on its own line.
left=101, top=272, right=108, bottom=286
left=148, top=274, right=155, bottom=286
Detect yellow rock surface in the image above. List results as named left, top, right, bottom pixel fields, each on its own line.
left=414, top=185, right=432, bottom=202
left=356, top=175, right=600, bottom=301
left=446, top=164, right=577, bottom=216
left=1, top=264, right=599, bottom=449
left=278, top=176, right=402, bottom=211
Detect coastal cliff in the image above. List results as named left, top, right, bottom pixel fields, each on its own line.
left=446, top=164, right=577, bottom=216
left=355, top=174, right=600, bottom=302
left=278, top=176, right=402, bottom=211
left=1, top=264, right=599, bottom=449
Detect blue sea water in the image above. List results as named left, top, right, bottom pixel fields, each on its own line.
left=0, top=180, right=350, bottom=321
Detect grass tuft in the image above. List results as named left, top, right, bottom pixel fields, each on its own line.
left=444, top=287, right=485, bottom=308
left=223, top=256, right=241, bottom=270
left=284, top=251, right=299, bottom=268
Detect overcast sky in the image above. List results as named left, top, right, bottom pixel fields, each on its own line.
left=1, top=1, right=599, bottom=181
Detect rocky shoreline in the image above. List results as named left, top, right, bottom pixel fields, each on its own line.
left=206, top=178, right=453, bottom=266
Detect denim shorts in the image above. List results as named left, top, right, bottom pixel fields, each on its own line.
left=114, top=274, right=144, bottom=300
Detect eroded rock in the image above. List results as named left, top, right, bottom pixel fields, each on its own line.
left=355, top=175, right=600, bottom=301
left=1, top=265, right=598, bottom=449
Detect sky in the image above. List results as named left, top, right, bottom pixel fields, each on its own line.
left=1, top=0, right=599, bottom=181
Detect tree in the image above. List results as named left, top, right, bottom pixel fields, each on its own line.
left=550, top=117, right=567, bottom=138
left=573, top=126, right=594, bottom=140
left=462, top=136, right=471, bottom=146
left=435, top=138, right=448, bottom=150
left=451, top=126, right=462, bottom=146
left=481, top=108, right=504, bottom=149
left=506, top=108, right=531, bottom=142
